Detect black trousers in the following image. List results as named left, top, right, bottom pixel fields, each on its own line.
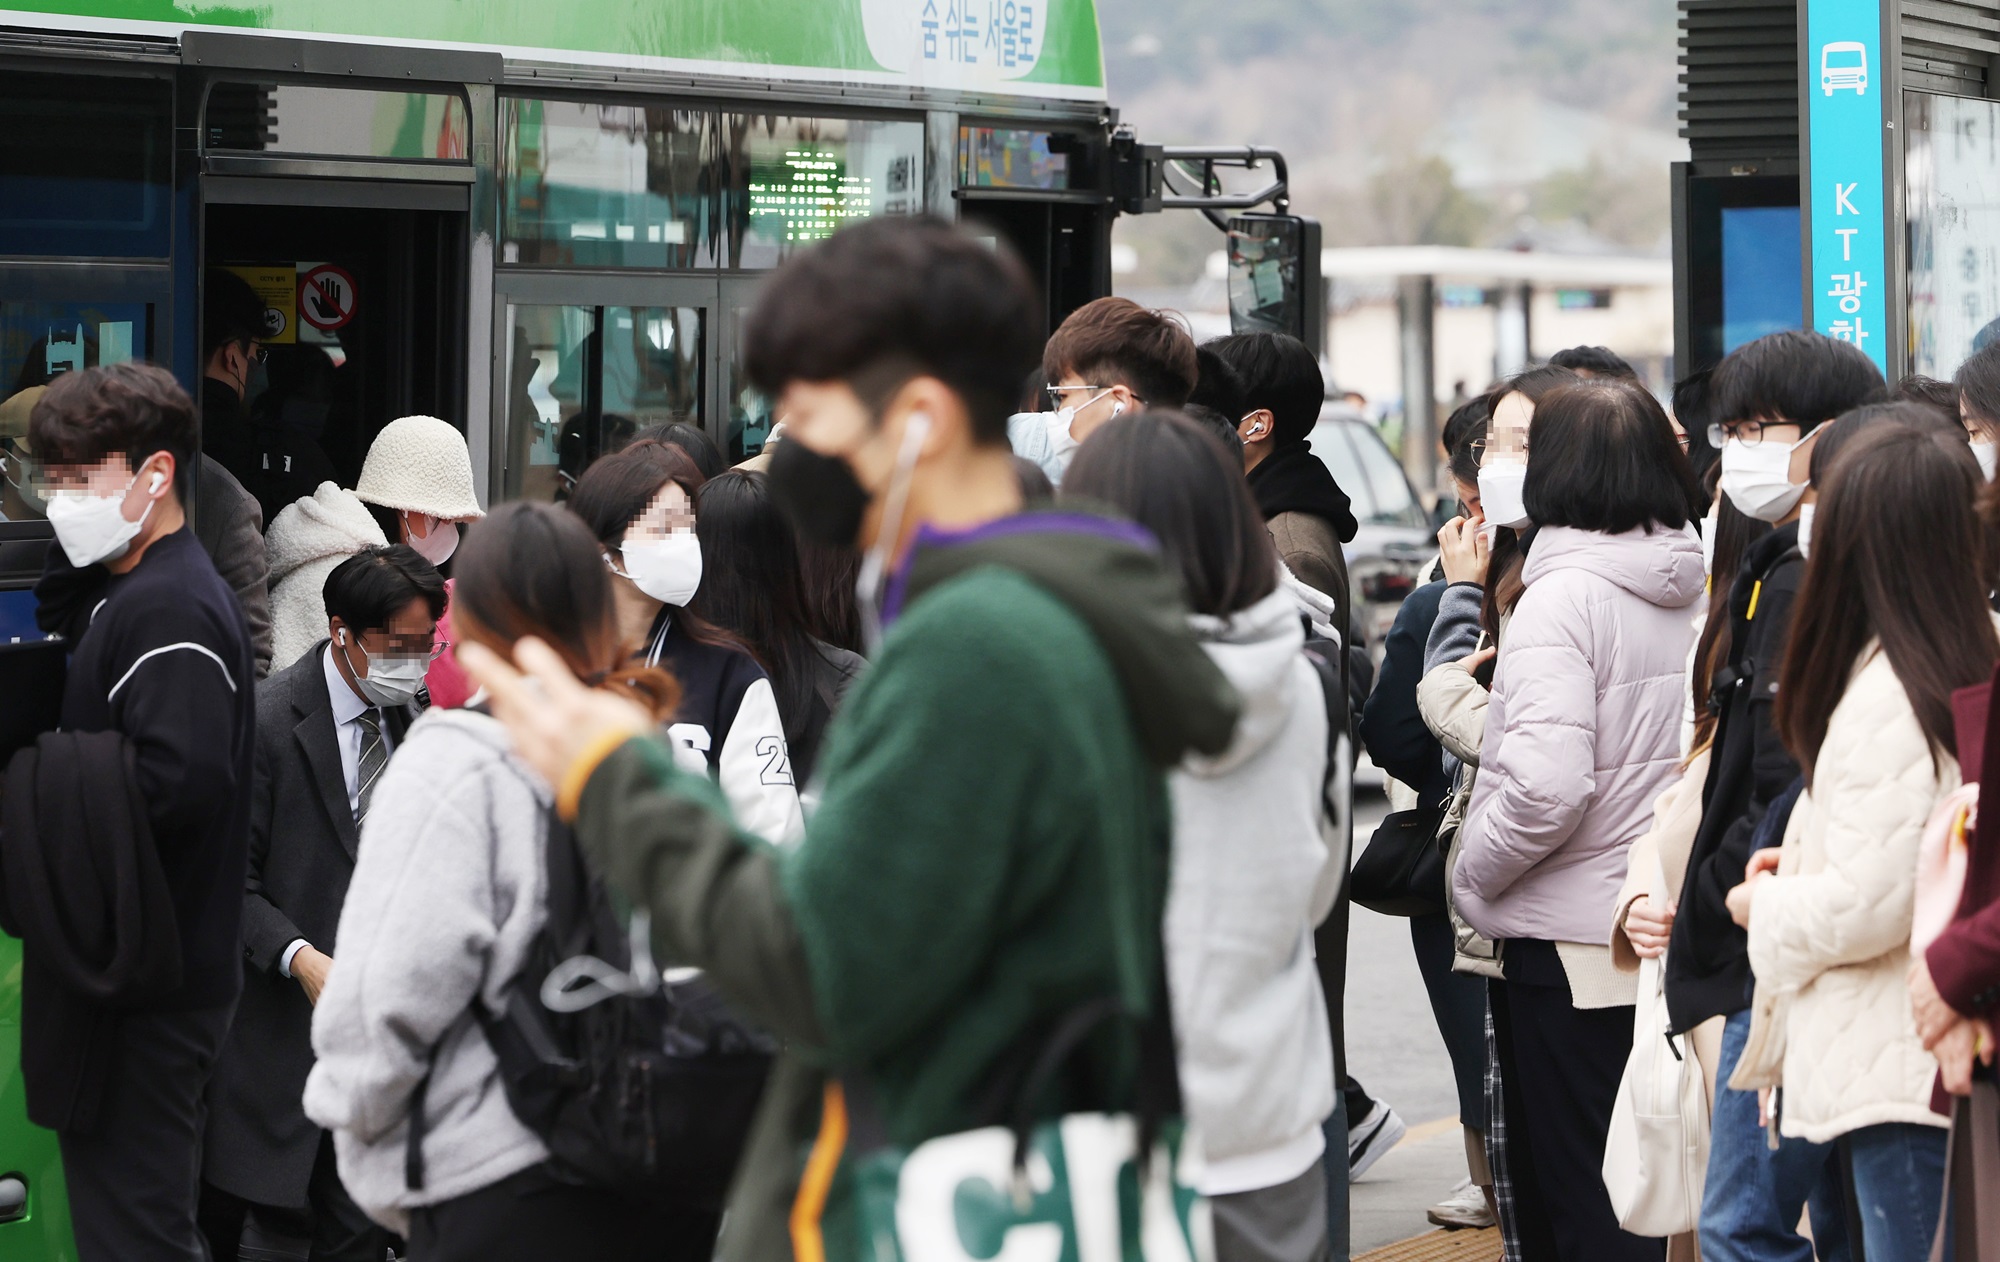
left=1496, top=964, right=1663, bottom=1262
left=202, top=1132, right=398, bottom=1262
left=58, top=1003, right=234, bottom=1262
left=407, top=1165, right=721, bottom=1262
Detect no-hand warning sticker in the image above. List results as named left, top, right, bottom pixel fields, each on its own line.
left=300, top=264, right=358, bottom=332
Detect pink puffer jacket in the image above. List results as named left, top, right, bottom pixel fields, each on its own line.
left=1455, top=524, right=1704, bottom=944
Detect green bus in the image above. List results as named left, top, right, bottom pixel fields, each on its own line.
left=0, top=4, right=1315, bottom=1254
left=0, top=2, right=1122, bottom=1255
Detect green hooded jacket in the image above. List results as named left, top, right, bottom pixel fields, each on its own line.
left=568, top=509, right=1239, bottom=1260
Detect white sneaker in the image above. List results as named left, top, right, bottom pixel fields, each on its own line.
left=1346, top=1101, right=1406, bottom=1182
left=1426, top=1177, right=1495, bottom=1230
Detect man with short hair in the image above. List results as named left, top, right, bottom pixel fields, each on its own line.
left=202, top=545, right=442, bottom=1262
left=1666, top=328, right=1886, bottom=1262
left=1208, top=331, right=1357, bottom=628
left=15, top=362, right=256, bottom=1260
left=458, top=217, right=1239, bottom=1260
left=202, top=267, right=336, bottom=528
left=1010, top=295, right=1198, bottom=484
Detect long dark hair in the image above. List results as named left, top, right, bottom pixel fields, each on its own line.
left=797, top=539, right=863, bottom=653
left=563, top=438, right=736, bottom=653
left=1480, top=364, right=1580, bottom=639
left=1775, top=425, right=1999, bottom=781
left=452, top=502, right=678, bottom=719
left=1060, top=410, right=1279, bottom=617
left=1691, top=466, right=1770, bottom=753
left=687, top=470, right=822, bottom=732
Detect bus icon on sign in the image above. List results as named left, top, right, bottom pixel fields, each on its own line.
left=1821, top=42, right=1868, bottom=95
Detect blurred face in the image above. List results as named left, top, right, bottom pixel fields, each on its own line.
left=331, top=597, right=440, bottom=680
left=1482, top=391, right=1534, bottom=466
left=1962, top=398, right=1995, bottom=445
left=622, top=479, right=697, bottom=549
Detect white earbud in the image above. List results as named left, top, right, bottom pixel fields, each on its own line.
left=1111, top=400, right=1126, bottom=420
left=148, top=471, right=165, bottom=494
left=336, top=628, right=346, bottom=645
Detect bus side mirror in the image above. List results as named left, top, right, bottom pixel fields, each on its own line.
left=1228, top=214, right=1323, bottom=352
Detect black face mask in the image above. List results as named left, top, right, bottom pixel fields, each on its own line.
left=768, top=438, right=871, bottom=548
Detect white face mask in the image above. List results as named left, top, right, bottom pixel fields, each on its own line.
left=617, top=533, right=703, bottom=607
left=1718, top=434, right=1811, bottom=523
left=1476, top=461, right=1529, bottom=530
left=1797, top=502, right=1815, bottom=560
left=1975, top=440, right=1998, bottom=482
left=339, top=631, right=427, bottom=708
left=1047, top=389, right=1120, bottom=457
left=403, top=512, right=459, bottom=565
left=46, top=468, right=161, bottom=568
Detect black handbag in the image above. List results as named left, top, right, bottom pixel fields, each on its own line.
left=1349, top=806, right=1449, bottom=916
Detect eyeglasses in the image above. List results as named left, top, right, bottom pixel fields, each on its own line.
left=1044, top=384, right=1141, bottom=411
left=1706, top=419, right=1793, bottom=447
left=1677, top=433, right=1692, bottom=451
left=377, top=633, right=450, bottom=661
left=238, top=340, right=269, bottom=365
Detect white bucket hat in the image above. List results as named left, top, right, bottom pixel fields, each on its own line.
left=353, top=415, right=484, bottom=521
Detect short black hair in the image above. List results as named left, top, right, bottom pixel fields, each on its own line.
left=1955, top=345, right=2000, bottom=440
left=743, top=216, right=1040, bottom=447
left=1206, top=331, right=1325, bottom=446
left=634, top=420, right=725, bottom=480
left=1672, top=367, right=1720, bottom=487
left=1181, top=404, right=1247, bottom=459
left=1524, top=379, right=1700, bottom=533
left=323, top=544, right=447, bottom=635
left=1710, top=329, right=1887, bottom=434
left=204, top=268, right=267, bottom=361
left=1441, top=395, right=1489, bottom=488
left=1891, top=374, right=1959, bottom=424
left=1809, top=400, right=1965, bottom=485
left=1188, top=345, right=1247, bottom=422
left=30, top=362, right=200, bottom=499
left=1547, top=345, right=1639, bottom=380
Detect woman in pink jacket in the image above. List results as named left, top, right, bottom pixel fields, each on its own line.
left=1455, top=377, right=1705, bottom=1261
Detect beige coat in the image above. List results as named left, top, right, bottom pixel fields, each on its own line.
left=1744, top=646, right=1952, bottom=1143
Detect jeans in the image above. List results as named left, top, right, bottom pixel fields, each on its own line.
left=1321, top=1099, right=1349, bottom=1262
left=1847, top=1122, right=1949, bottom=1262
left=1698, top=1009, right=1851, bottom=1262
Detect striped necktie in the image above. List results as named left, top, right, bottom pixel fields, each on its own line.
left=355, top=708, right=387, bottom=826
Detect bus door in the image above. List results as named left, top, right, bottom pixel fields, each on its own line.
left=184, top=33, right=501, bottom=502
left=955, top=123, right=1111, bottom=344
left=494, top=272, right=718, bottom=502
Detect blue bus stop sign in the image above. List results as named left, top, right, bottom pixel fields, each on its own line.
left=1804, top=0, right=1890, bottom=375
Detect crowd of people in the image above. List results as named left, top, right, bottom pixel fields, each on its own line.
left=6, top=211, right=2000, bottom=1262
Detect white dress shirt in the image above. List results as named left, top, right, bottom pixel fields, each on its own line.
left=282, top=644, right=395, bottom=978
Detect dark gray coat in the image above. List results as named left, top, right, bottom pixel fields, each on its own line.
left=201, top=643, right=407, bottom=1208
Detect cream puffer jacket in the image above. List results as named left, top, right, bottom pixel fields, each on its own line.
left=1745, top=645, right=1953, bottom=1143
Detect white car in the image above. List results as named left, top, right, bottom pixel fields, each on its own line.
left=1821, top=41, right=1868, bottom=95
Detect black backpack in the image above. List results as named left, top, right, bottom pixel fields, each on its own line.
left=405, top=807, right=775, bottom=1211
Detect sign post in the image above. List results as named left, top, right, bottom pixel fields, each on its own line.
left=1802, top=0, right=1893, bottom=376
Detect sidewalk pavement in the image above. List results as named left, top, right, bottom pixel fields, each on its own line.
left=1350, top=1114, right=1484, bottom=1257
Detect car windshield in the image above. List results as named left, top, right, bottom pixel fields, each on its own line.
left=1307, top=415, right=1428, bottom=528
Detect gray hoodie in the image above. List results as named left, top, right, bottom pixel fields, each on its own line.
left=303, top=707, right=550, bottom=1233
left=1165, top=585, right=1341, bottom=1195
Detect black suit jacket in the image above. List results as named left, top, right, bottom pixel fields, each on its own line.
left=201, top=642, right=410, bottom=1208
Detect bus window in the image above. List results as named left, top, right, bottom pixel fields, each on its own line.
left=208, top=83, right=469, bottom=161
left=501, top=99, right=715, bottom=269
left=0, top=72, right=171, bottom=258
left=503, top=304, right=706, bottom=502
left=0, top=300, right=156, bottom=522
left=721, top=115, right=926, bottom=269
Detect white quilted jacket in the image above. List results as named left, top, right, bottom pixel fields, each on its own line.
left=1746, top=645, right=1951, bottom=1143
